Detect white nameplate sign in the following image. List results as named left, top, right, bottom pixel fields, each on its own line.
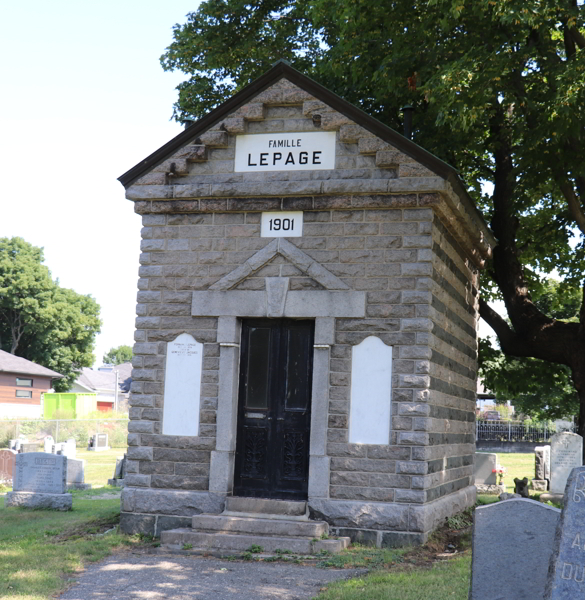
left=162, top=333, right=203, bottom=437
left=235, top=132, right=336, bottom=172
left=261, top=212, right=303, bottom=237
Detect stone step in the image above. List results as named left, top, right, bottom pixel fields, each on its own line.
left=160, top=528, right=350, bottom=554
left=225, top=496, right=307, bottom=516
left=192, top=514, right=327, bottom=538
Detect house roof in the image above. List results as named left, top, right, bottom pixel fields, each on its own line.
left=0, top=350, right=63, bottom=378
left=117, top=61, right=495, bottom=247
left=75, top=363, right=132, bottom=394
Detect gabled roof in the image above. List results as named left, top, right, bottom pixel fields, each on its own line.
left=117, top=62, right=488, bottom=231
left=76, top=363, right=132, bottom=394
left=0, top=350, right=63, bottom=378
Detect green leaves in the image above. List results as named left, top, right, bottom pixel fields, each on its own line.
left=103, top=345, right=133, bottom=366
left=0, top=237, right=101, bottom=392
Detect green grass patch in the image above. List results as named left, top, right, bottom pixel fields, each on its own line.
left=0, top=489, right=140, bottom=600
left=317, top=544, right=406, bottom=569
left=496, top=453, right=535, bottom=493
left=316, top=554, right=471, bottom=600
left=73, top=448, right=126, bottom=487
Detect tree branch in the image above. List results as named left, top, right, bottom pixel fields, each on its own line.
left=558, top=179, right=585, bottom=235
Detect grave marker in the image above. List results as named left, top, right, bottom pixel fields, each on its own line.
left=5, top=452, right=72, bottom=509
left=545, top=466, right=585, bottom=599
left=474, top=452, right=497, bottom=485
left=550, top=433, right=583, bottom=494
left=0, top=449, right=17, bottom=483
left=470, top=498, right=561, bottom=600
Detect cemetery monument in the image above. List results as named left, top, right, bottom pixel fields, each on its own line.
left=5, top=452, right=72, bottom=510
left=550, top=432, right=583, bottom=495
left=117, top=62, right=495, bottom=546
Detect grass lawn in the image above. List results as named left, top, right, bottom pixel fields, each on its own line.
left=0, top=489, right=141, bottom=600
left=76, top=448, right=127, bottom=487
left=317, top=555, right=471, bottom=600
left=495, top=453, right=537, bottom=493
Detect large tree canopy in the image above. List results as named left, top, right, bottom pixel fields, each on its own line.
left=160, top=0, right=585, bottom=430
left=103, top=345, right=133, bottom=366
left=0, top=238, right=101, bottom=392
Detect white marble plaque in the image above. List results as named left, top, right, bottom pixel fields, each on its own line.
left=349, top=336, right=392, bottom=444
left=162, top=333, right=203, bottom=437
left=13, top=452, right=67, bottom=493
left=261, top=212, right=303, bottom=237
left=234, top=132, right=336, bottom=172
left=550, top=432, right=583, bottom=494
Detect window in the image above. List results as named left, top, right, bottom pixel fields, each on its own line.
left=15, top=390, right=32, bottom=398
left=16, top=378, right=32, bottom=387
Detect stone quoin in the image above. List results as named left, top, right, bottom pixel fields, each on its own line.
left=117, top=61, right=495, bottom=546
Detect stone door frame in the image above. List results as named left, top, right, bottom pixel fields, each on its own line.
left=198, top=284, right=367, bottom=501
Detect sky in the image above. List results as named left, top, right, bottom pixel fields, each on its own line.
left=0, top=1, right=201, bottom=366
left=0, top=1, right=503, bottom=370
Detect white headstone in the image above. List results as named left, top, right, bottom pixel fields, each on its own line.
left=44, top=436, right=54, bottom=454
left=66, top=458, right=85, bottom=484
left=162, top=333, right=203, bottom=437
left=349, top=336, right=392, bottom=444
left=474, top=452, right=498, bottom=484
left=550, top=432, right=583, bottom=494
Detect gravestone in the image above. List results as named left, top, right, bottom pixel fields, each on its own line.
left=5, top=452, right=72, bottom=510
left=0, top=449, right=17, bottom=483
left=545, top=466, right=585, bottom=599
left=87, top=433, right=109, bottom=452
left=43, top=436, right=54, bottom=454
left=162, top=333, right=203, bottom=436
left=469, top=498, right=561, bottom=600
left=20, top=443, right=38, bottom=453
left=474, top=452, right=497, bottom=484
left=56, top=438, right=76, bottom=458
left=534, top=445, right=551, bottom=491
left=66, top=458, right=90, bottom=490
left=108, top=454, right=127, bottom=487
left=550, top=433, right=583, bottom=494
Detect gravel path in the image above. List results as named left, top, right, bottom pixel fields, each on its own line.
left=59, top=553, right=365, bottom=600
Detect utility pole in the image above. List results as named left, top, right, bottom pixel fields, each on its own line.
left=114, top=369, right=119, bottom=414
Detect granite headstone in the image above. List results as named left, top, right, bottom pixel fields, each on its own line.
left=0, top=449, right=17, bottom=483
left=474, top=452, right=498, bottom=485
left=545, top=466, right=585, bottom=599
left=5, top=452, right=72, bottom=509
left=469, top=498, right=561, bottom=600
left=12, top=452, right=67, bottom=493
left=550, top=433, right=583, bottom=494
left=67, top=458, right=85, bottom=484
left=536, top=446, right=551, bottom=481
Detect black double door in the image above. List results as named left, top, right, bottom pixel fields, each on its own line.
left=234, top=319, right=314, bottom=500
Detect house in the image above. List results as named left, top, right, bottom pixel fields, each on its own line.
left=117, top=62, right=495, bottom=546
left=0, top=350, right=63, bottom=418
left=68, top=363, right=132, bottom=413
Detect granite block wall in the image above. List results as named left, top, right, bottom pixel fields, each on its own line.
left=122, top=75, right=493, bottom=541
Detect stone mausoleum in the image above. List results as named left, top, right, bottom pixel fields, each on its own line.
left=118, top=62, right=495, bottom=548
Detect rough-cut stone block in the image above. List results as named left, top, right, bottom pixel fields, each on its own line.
left=5, top=491, right=72, bottom=510
left=309, top=498, right=409, bottom=531
left=121, top=487, right=225, bottom=516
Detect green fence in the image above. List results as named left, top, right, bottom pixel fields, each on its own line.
left=0, top=419, right=129, bottom=449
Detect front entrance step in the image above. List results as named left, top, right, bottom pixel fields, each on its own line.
left=225, top=496, right=307, bottom=517
left=192, top=514, right=326, bottom=538
left=160, top=528, right=350, bottom=554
